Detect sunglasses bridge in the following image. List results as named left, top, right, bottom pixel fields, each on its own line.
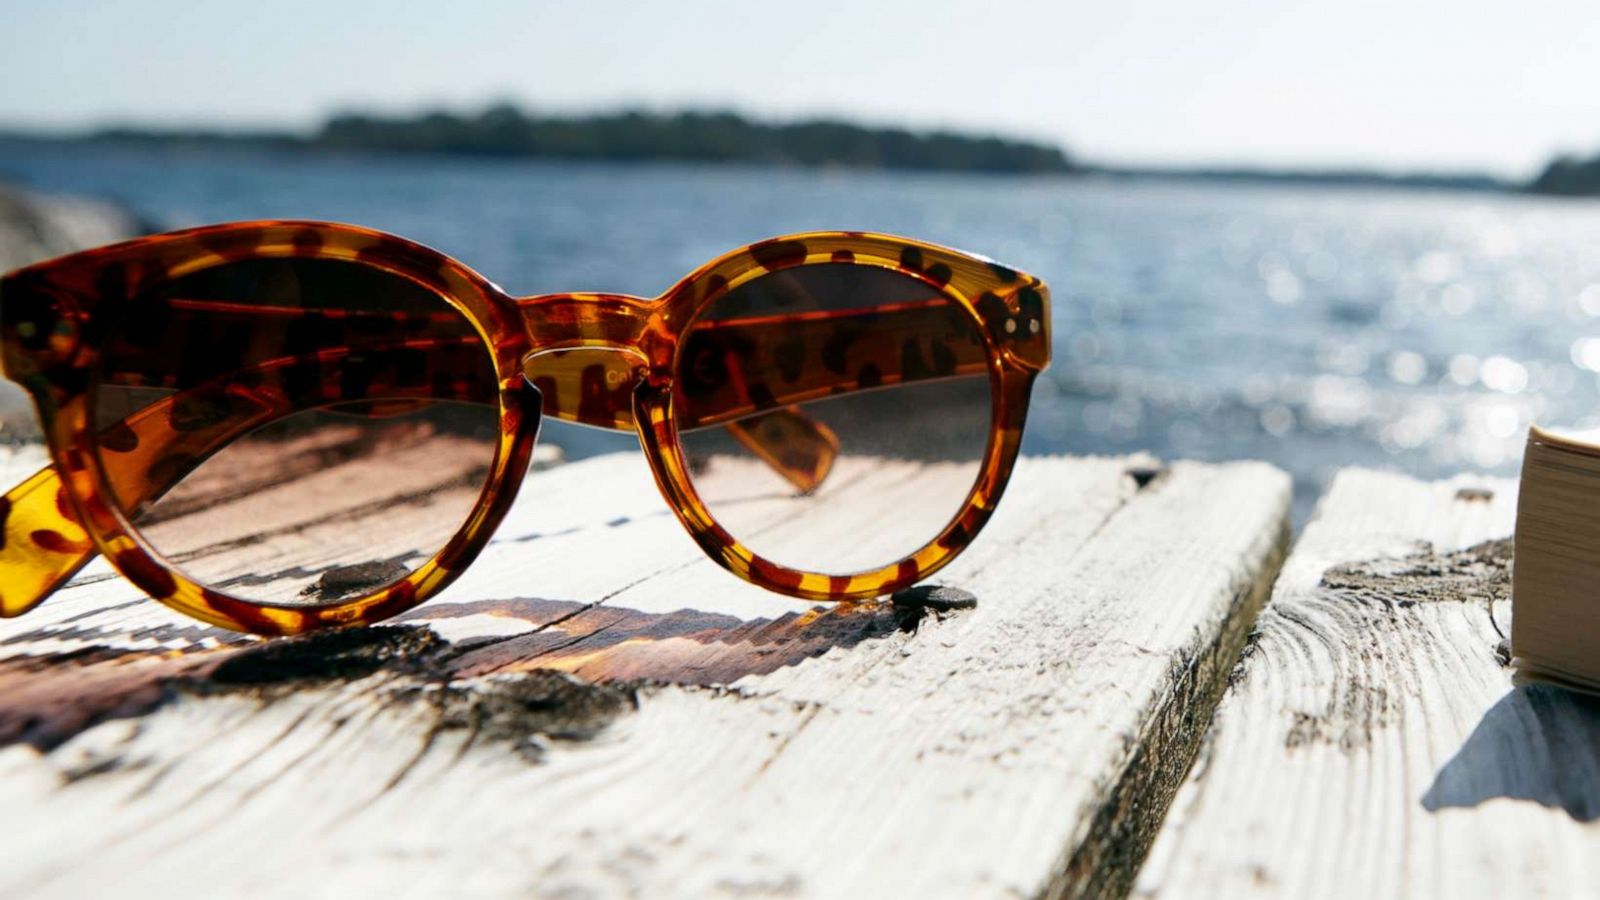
left=512, top=291, right=839, bottom=495
left=515, top=291, right=657, bottom=434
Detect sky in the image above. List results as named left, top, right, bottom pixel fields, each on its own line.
left=2, top=0, right=1597, bottom=177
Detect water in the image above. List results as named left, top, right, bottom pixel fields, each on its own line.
left=4, top=143, right=1598, bottom=523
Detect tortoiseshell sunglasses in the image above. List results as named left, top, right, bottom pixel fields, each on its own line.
left=0, top=222, right=1050, bottom=635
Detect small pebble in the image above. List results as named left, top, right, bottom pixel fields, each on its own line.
left=1125, top=466, right=1166, bottom=490
left=307, top=559, right=410, bottom=599
left=891, top=584, right=978, bottom=612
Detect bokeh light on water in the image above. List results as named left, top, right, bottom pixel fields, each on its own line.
left=3, top=144, right=1597, bottom=523
left=1020, top=184, right=1600, bottom=520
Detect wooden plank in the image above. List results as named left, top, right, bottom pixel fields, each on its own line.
left=0, top=448, right=1289, bottom=899
left=1136, top=469, right=1600, bottom=900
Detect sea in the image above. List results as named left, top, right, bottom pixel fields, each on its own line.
left=3, top=143, right=1598, bottom=524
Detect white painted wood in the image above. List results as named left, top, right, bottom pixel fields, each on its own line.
left=0, top=449, right=1290, bottom=899
left=1136, top=469, right=1600, bottom=900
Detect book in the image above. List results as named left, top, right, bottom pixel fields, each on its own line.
left=1512, top=425, right=1600, bottom=694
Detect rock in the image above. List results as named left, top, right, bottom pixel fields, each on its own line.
left=0, top=183, right=142, bottom=273
left=0, top=183, right=145, bottom=438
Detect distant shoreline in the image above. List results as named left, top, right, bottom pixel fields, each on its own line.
left=1084, top=165, right=1509, bottom=194
left=0, top=131, right=1538, bottom=197
left=4, top=103, right=1591, bottom=195
left=4, top=107, right=1075, bottom=176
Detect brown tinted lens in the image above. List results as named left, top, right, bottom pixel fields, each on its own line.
left=673, top=263, right=992, bottom=576
left=90, top=258, right=500, bottom=605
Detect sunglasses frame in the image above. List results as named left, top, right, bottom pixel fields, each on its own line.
left=0, top=221, right=1050, bottom=635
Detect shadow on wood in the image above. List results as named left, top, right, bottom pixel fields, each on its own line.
left=0, top=595, right=920, bottom=753
left=1423, top=683, right=1600, bottom=822
left=397, top=595, right=921, bottom=682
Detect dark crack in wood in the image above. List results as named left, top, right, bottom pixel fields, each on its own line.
left=1048, top=519, right=1291, bottom=900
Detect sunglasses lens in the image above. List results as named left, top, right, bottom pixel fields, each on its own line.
left=673, top=263, right=992, bottom=578
left=90, top=258, right=501, bottom=606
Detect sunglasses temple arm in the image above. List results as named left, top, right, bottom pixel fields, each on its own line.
left=0, top=465, right=97, bottom=617
left=723, top=408, right=839, bottom=494
left=0, top=383, right=293, bottom=618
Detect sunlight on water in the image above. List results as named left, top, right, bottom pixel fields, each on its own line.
left=3, top=144, right=1597, bottom=522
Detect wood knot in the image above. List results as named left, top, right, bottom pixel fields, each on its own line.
left=891, top=584, right=978, bottom=612
left=1318, top=538, right=1512, bottom=607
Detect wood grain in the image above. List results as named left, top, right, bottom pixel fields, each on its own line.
left=1136, top=469, right=1600, bottom=900
left=0, top=447, right=1290, bottom=899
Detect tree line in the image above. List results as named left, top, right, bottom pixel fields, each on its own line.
left=1527, top=153, right=1600, bottom=196
left=96, top=104, right=1077, bottom=175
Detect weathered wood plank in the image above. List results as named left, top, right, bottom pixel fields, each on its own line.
left=0, top=448, right=1289, bottom=899
left=1136, top=470, right=1600, bottom=900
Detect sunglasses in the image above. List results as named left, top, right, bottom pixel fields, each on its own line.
left=0, top=222, right=1051, bottom=635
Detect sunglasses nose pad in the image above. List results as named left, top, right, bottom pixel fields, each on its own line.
left=522, top=346, right=649, bottom=431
